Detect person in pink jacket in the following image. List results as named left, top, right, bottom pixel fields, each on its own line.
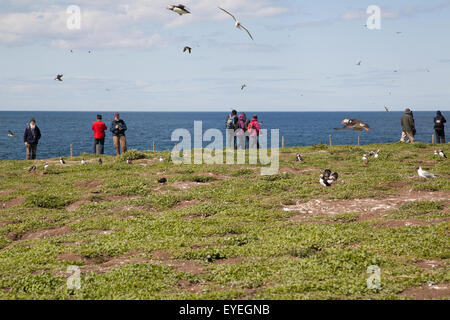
left=248, top=115, right=261, bottom=149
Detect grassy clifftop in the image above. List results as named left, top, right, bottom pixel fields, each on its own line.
left=0, top=143, right=449, bottom=299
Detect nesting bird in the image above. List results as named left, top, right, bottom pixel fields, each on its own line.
left=59, top=157, right=65, bottom=165
left=218, top=7, right=254, bottom=40
left=319, top=169, right=339, bottom=187
left=418, top=167, right=437, bottom=179
left=295, top=154, right=304, bottom=162
left=54, top=74, right=63, bottom=81
left=166, top=4, right=191, bottom=15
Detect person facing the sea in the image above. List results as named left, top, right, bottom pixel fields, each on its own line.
left=235, top=112, right=249, bottom=150
left=110, top=112, right=127, bottom=155
left=23, top=117, right=41, bottom=160
left=434, top=111, right=446, bottom=144
left=248, top=114, right=261, bottom=149
left=400, top=108, right=415, bottom=143
left=92, top=114, right=107, bottom=154
left=225, top=110, right=238, bottom=149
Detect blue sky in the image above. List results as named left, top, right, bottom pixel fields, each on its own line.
left=0, top=0, right=449, bottom=112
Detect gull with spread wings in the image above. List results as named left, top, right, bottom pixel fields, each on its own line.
left=218, top=7, right=253, bottom=40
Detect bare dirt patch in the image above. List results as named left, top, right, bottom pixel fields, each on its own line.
left=283, top=191, right=450, bottom=218
left=152, top=249, right=172, bottom=260
left=173, top=200, right=199, bottom=210
left=1, top=197, right=25, bottom=209
left=149, top=250, right=204, bottom=275
left=416, top=260, right=445, bottom=270
left=74, top=180, right=102, bottom=189
left=88, top=229, right=116, bottom=235
left=400, top=283, right=450, bottom=300
left=20, top=226, right=74, bottom=241
left=377, top=219, right=433, bottom=228
left=0, top=189, right=14, bottom=195
left=214, top=257, right=244, bottom=265
left=178, top=280, right=204, bottom=293
left=66, top=200, right=90, bottom=212
left=171, top=181, right=208, bottom=190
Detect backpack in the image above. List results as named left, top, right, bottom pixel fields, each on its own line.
left=227, top=115, right=237, bottom=129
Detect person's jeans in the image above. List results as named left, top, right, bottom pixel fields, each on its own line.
left=113, top=136, right=127, bottom=155
left=26, top=143, right=37, bottom=160
left=94, top=138, right=105, bottom=154
left=400, top=131, right=415, bottom=143
left=435, top=130, right=445, bottom=144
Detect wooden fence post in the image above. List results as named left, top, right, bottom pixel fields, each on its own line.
left=432, top=134, right=435, bottom=145
left=153, top=141, right=156, bottom=152
left=70, top=144, right=73, bottom=158
left=329, top=135, right=333, bottom=146
left=358, top=135, right=361, bottom=146
left=282, top=136, right=285, bottom=149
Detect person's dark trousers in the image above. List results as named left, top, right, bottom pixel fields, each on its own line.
left=94, top=138, right=105, bottom=154
left=26, top=143, right=37, bottom=160
left=435, top=130, right=446, bottom=144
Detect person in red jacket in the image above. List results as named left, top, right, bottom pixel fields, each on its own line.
left=92, top=114, right=107, bottom=154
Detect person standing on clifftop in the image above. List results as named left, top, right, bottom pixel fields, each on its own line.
left=400, top=108, right=416, bottom=143
left=92, top=114, right=107, bottom=154
left=23, top=118, right=41, bottom=160
left=110, top=112, right=127, bottom=155
left=434, top=111, right=446, bottom=144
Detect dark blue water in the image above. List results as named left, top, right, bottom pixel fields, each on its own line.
left=0, top=111, right=447, bottom=160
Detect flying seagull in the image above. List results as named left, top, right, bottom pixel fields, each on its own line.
left=241, top=84, right=247, bottom=90
left=8, top=130, right=16, bottom=137
left=335, top=119, right=371, bottom=131
left=183, top=46, right=192, bottom=54
left=438, top=150, right=447, bottom=159
left=54, top=74, right=63, bottom=81
left=417, top=167, right=437, bottom=179
left=218, top=7, right=254, bottom=40
left=356, top=61, right=362, bottom=66
left=166, top=4, right=191, bottom=15
left=60, top=157, right=65, bottom=165
left=385, top=107, right=390, bottom=112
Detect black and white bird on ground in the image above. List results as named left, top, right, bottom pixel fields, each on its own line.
left=54, top=74, right=63, bottom=81
left=159, top=157, right=164, bottom=163
left=295, top=154, right=304, bottom=162
left=362, top=154, right=368, bottom=166
left=218, top=7, right=254, bottom=40
left=158, top=178, right=168, bottom=185
left=166, top=4, right=191, bottom=15
left=434, top=150, right=439, bottom=156
left=418, top=167, right=437, bottom=179
left=44, top=162, right=49, bottom=170
left=81, top=159, right=87, bottom=165
left=183, top=46, right=192, bottom=54
left=28, top=165, right=37, bottom=172
left=374, top=150, right=380, bottom=159
left=59, top=157, right=65, bottom=165
left=8, top=130, right=16, bottom=137
left=98, top=158, right=103, bottom=165
left=438, top=150, right=447, bottom=159
left=319, top=169, right=339, bottom=187
left=126, top=158, right=132, bottom=165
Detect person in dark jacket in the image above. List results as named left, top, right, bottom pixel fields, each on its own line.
left=434, top=111, right=446, bottom=144
left=110, top=112, right=127, bottom=155
left=23, top=118, right=41, bottom=160
left=400, top=108, right=415, bottom=143
left=225, top=110, right=238, bottom=149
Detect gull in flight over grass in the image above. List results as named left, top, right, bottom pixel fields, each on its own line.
left=218, top=7, right=253, bottom=40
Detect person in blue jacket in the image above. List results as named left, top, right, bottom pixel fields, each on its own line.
left=110, top=112, right=127, bottom=155
left=23, top=118, right=41, bottom=160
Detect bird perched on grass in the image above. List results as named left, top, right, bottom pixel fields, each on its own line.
left=54, top=74, right=63, bottom=81
left=362, top=154, right=368, bottom=166
left=218, top=7, right=254, bottom=40
left=166, top=4, right=190, bottom=15
left=438, top=150, right=447, bottom=159
left=158, top=178, right=167, bottom=185
left=44, top=162, right=49, bottom=170
left=28, top=165, right=37, bottom=172
left=295, top=154, right=304, bottom=162
left=336, top=119, right=371, bottom=131
left=183, top=46, right=192, bottom=54
left=319, top=169, right=339, bottom=187
left=98, top=158, right=103, bottom=165
left=434, top=150, right=438, bottom=156
left=417, top=167, right=437, bottom=179
left=59, top=157, right=65, bottom=165
left=374, top=150, right=380, bottom=159
left=81, top=159, right=87, bottom=165
left=126, top=158, right=132, bottom=165
left=8, top=130, right=16, bottom=137
left=159, top=157, right=164, bottom=163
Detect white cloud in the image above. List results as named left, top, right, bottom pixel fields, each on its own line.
left=0, top=0, right=287, bottom=49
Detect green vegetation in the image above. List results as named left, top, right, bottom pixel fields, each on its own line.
left=0, top=143, right=448, bottom=300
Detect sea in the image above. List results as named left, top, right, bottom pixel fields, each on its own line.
left=0, top=111, right=447, bottom=160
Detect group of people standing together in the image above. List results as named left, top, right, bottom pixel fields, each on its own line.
left=23, top=112, right=129, bottom=160
left=225, top=110, right=262, bottom=149
left=400, top=109, right=446, bottom=144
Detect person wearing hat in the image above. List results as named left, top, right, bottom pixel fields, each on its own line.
left=400, top=108, right=415, bottom=143
left=92, top=114, right=107, bottom=154
left=23, top=117, right=41, bottom=160
left=110, top=112, right=127, bottom=155
left=434, top=111, right=446, bottom=144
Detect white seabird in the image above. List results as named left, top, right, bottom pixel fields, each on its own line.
left=60, top=157, right=65, bottom=165
left=166, top=4, right=191, bottom=15
left=438, top=150, right=447, bottom=159
left=218, top=7, right=254, bottom=40
left=44, top=163, right=49, bottom=170
left=81, top=159, right=87, bottom=165
left=295, top=154, right=304, bottom=162
left=418, top=167, right=437, bottom=179
left=362, top=154, right=368, bottom=166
